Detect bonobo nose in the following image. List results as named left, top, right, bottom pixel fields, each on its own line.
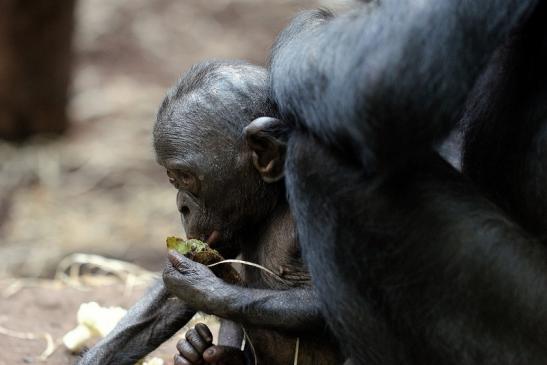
left=176, top=191, right=193, bottom=217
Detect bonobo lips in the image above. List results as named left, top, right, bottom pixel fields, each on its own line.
left=188, top=230, right=221, bottom=247
left=206, top=230, right=221, bottom=247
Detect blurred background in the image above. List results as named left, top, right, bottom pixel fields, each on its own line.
left=0, top=0, right=361, bottom=278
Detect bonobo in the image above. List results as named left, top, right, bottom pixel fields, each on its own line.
left=246, top=1, right=547, bottom=364
left=157, top=60, right=340, bottom=364
left=460, top=1, right=547, bottom=241
left=157, top=60, right=342, bottom=364
left=78, top=60, right=341, bottom=365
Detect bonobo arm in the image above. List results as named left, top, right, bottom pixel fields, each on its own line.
left=163, top=251, right=323, bottom=332
left=77, top=280, right=195, bottom=365
left=270, top=0, right=539, bottom=171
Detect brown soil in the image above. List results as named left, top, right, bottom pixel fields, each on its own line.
left=0, top=279, right=140, bottom=364
left=0, top=279, right=197, bottom=365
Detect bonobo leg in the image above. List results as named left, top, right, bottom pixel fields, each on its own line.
left=77, top=280, right=195, bottom=365
left=218, top=318, right=244, bottom=348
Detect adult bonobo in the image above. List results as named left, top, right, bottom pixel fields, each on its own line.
left=243, top=1, right=547, bottom=364
left=78, top=61, right=341, bottom=365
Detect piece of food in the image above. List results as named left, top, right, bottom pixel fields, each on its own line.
left=62, top=302, right=127, bottom=352
left=166, top=237, right=224, bottom=264
left=138, top=357, right=165, bottom=365
left=166, top=236, right=241, bottom=284
left=62, top=324, right=93, bottom=352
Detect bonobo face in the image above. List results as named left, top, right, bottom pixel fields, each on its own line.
left=153, top=61, right=288, bottom=252
left=154, top=116, right=283, bottom=253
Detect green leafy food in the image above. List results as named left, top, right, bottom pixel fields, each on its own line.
left=166, top=236, right=241, bottom=284
left=166, top=237, right=209, bottom=255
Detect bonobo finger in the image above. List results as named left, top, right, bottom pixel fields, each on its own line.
left=168, top=250, right=195, bottom=272
left=176, top=339, right=202, bottom=363
left=174, top=354, right=194, bottom=365
left=195, top=323, right=213, bottom=344
left=186, top=326, right=212, bottom=353
left=203, top=345, right=246, bottom=365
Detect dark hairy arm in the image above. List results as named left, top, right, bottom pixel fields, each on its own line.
left=217, top=285, right=322, bottom=331
left=77, top=280, right=195, bottom=365
left=163, top=251, right=324, bottom=332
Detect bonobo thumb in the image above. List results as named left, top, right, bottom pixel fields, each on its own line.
left=203, top=345, right=245, bottom=365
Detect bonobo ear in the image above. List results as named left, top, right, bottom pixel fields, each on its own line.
left=244, top=117, right=288, bottom=183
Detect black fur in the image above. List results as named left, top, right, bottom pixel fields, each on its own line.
left=271, top=1, right=537, bottom=174
left=268, top=1, right=547, bottom=364
left=461, top=2, right=547, bottom=240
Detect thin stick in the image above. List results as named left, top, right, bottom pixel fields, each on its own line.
left=0, top=325, right=57, bottom=360
left=207, top=259, right=287, bottom=284
left=240, top=331, right=246, bottom=351
left=242, top=326, right=258, bottom=365
left=293, top=337, right=300, bottom=365
left=0, top=325, right=36, bottom=340
left=38, top=333, right=57, bottom=361
left=55, top=253, right=158, bottom=289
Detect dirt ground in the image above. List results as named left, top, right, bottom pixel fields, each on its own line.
left=0, top=278, right=206, bottom=365
left=0, top=0, right=361, bottom=364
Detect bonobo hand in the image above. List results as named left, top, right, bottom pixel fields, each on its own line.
left=174, top=323, right=245, bottom=365
left=163, top=251, right=230, bottom=314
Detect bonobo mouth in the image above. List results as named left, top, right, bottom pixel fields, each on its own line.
left=188, top=229, right=239, bottom=259
left=188, top=230, right=221, bottom=248
left=206, top=230, right=221, bottom=247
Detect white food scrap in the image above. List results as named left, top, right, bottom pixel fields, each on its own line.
left=62, top=301, right=127, bottom=352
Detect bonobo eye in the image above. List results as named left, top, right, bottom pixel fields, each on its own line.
left=166, top=169, right=199, bottom=194
left=166, top=170, right=179, bottom=189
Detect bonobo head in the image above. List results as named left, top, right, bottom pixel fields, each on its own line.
left=154, top=60, right=288, bottom=253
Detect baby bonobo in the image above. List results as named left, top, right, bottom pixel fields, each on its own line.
left=76, top=61, right=339, bottom=365
left=155, top=61, right=342, bottom=364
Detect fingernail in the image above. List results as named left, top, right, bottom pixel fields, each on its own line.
left=206, top=348, right=215, bottom=356
left=168, top=252, right=181, bottom=266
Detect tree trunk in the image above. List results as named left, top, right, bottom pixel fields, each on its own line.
left=0, top=0, right=75, bottom=140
